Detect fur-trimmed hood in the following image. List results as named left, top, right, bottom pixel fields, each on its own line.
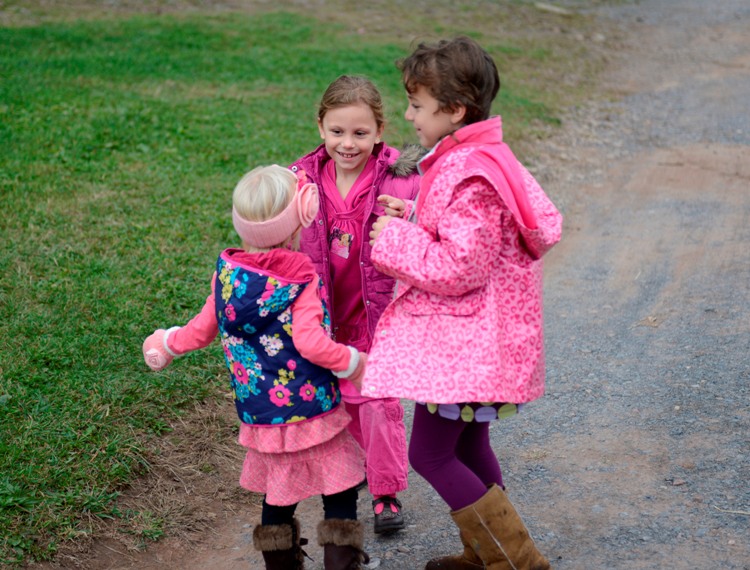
left=388, top=143, right=428, bottom=177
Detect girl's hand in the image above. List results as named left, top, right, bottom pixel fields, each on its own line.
left=377, top=195, right=406, bottom=217
left=346, top=352, right=368, bottom=392
left=143, top=329, right=174, bottom=371
left=369, top=215, right=393, bottom=246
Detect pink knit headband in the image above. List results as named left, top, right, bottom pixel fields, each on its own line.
left=232, top=169, right=319, bottom=248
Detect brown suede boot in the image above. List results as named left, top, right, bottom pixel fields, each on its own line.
left=424, top=529, right=485, bottom=569
left=253, top=518, right=307, bottom=570
left=317, top=518, right=370, bottom=570
left=453, top=485, right=550, bottom=570
left=425, top=517, right=484, bottom=569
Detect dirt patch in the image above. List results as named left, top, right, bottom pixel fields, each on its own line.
left=23, top=399, right=261, bottom=569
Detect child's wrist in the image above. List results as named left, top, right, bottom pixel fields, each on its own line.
left=332, top=346, right=359, bottom=378
left=162, top=326, right=183, bottom=357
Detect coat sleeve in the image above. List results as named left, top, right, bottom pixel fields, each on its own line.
left=370, top=176, right=503, bottom=296
left=403, top=199, right=416, bottom=221
left=291, top=277, right=352, bottom=373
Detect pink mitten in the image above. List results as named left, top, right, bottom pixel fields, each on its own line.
left=345, top=352, right=368, bottom=392
left=143, top=329, right=173, bottom=371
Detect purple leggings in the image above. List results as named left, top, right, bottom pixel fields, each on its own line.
left=409, top=403, right=504, bottom=511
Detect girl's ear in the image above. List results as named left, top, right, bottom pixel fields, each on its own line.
left=375, top=125, right=384, bottom=144
left=317, top=119, right=325, bottom=139
left=451, top=104, right=467, bottom=126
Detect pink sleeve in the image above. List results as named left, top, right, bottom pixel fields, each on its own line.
left=403, top=199, right=416, bottom=221
left=291, top=279, right=351, bottom=372
left=166, top=274, right=219, bottom=355
left=371, top=178, right=500, bottom=296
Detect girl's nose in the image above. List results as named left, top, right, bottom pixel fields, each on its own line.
left=404, top=107, right=414, bottom=121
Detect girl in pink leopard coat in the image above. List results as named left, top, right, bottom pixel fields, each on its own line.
left=365, top=37, right=562, bottom=569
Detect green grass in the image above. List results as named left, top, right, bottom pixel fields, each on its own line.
left=0, top=4, right=607, bottom=565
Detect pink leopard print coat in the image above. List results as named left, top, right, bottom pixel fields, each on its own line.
left=361, top=117, right=562, bottom=404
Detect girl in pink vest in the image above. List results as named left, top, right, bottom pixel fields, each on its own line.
left=142, top=165, right=370, bottom=569
left=366, top=37, right=563, bottom=569
left=291, top=75, right=421, bottom=535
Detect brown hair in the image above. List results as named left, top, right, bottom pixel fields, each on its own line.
left=317, top=75, right=386, bottom=129
left=398, top=36, right=500, bottom=125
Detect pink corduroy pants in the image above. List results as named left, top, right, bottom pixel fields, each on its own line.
left=344, top=397, right=409, bottom=497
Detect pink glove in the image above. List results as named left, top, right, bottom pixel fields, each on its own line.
left=345, top=352, right=368, bottom=392
left=143, top=329, right=174, bottom=371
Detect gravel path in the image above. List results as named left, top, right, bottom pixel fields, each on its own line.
left=379, top=1, right=750, bottom=567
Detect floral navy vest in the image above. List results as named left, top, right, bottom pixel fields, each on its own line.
left=214, top=252, right=341, bottom=425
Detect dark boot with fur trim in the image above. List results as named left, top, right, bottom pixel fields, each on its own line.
left=253, top=518, right=307, bottom=570
left=317, top=519, right=370, bottom=570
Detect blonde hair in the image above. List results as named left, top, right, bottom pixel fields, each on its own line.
left=317, top=75, right=386, bottom=129
left=232, top=165, right=297, bottom=223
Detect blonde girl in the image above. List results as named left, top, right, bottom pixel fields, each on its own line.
left=143, top=165, right=371, bottom=569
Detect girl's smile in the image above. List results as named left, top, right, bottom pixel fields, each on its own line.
left=318, top=102, right=383, bottom=180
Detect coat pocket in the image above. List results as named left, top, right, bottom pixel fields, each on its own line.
left=399, top=286, right=485, bottom=316
left=299, top=223, right=323, bottom=256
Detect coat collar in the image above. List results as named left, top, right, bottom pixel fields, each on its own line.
left=418, top=116, right=504, bottom=175
left=222, top=248, right=317, bottom=284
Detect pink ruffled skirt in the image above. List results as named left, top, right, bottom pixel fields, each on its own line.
left=237, top=405, right=365, bottom=506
